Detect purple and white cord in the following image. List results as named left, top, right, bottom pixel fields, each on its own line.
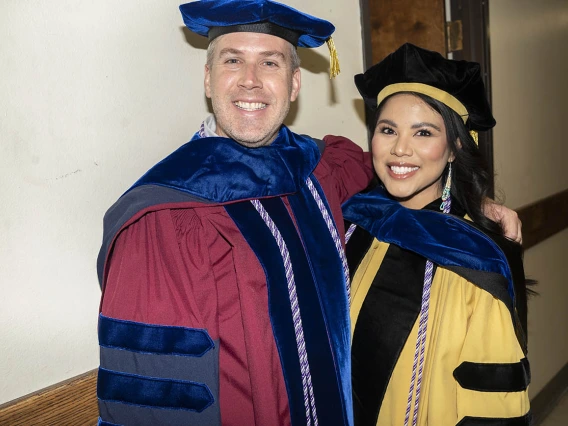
left=251, top=199, right=318, bottom=426
left=404, top=190, right=451, bottom=426
left=305, top=178, right=351, bottom=302
left=345, top=223, right=357, bottom=244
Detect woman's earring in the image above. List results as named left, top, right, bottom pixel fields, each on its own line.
left=440, top=162, right=452, bottom=213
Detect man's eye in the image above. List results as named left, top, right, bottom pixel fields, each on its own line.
left=264, top=61, right=278, bottom=67
left=225, top=59, right=240, bottom=64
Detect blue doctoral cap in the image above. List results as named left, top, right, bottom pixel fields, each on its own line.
left=179, top=0, right=335, bottom=48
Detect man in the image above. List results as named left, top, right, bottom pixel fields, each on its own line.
left=96, top=2, right=521, bottom=425
left=96, top=2, right=372, bottom=425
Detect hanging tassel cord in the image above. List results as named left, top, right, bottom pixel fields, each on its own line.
left=326, top=37, right=341, bottom=79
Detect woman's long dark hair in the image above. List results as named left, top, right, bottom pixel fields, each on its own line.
left=373, top=92, right=504, bottom=237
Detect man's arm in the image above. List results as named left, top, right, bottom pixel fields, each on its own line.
left=98, top=209, right=222, bottom=426
left=319, top=135, right=374, bottom=204
left=483, top=202, right=523, bottom=243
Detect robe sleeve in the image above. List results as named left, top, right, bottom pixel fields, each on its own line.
left=319, top=135, right=374, bottom=204
left=98, top=208, right=222, bottom=426
left=452, top=282, right=531, bottom=422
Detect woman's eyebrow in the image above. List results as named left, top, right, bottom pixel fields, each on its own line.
left=411, top=122, right=442, bottom=131
left=377, top=119, right=397, bottom=127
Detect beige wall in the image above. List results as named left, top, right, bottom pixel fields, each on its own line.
left=0, top=0, right=367, bottom=404
left=490, top=0, right=568, bottom=396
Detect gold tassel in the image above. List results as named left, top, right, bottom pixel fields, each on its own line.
left=326, top=37, right=341, bottom=79
left=469, top=130, right=479, bottom=145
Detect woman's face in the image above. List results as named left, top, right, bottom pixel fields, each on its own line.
left=372, top=94, right=455, bottom=209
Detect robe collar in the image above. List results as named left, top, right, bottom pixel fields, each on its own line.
left=342, top=186, right=515, bottom=300
left=128, top=126, right=321, bottom=204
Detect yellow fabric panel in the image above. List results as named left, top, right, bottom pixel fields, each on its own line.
left=350, top=241, right=530, bottom=425
left=349, top=238, right=389, bottom=338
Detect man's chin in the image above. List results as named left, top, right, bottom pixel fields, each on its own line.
left=227, top=130, right=278, bottom=148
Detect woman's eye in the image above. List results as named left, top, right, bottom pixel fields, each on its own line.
left=416, top=129, right=431, bottom=137
left=380, top=126, right=395, bottom=135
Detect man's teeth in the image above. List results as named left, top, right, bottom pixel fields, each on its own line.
left=234, top=101, right=267, bottom=111
left=390, top=165, right=419, bottom=175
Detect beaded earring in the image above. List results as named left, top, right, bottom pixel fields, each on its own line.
left=440, top=162, right=452, bottom=213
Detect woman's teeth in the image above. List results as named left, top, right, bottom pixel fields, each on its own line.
left=390, top=165, right=419, bottom=175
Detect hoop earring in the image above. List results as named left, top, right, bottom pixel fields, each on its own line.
left=440, top=162, right=452, bottom=213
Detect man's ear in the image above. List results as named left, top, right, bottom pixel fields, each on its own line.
left=204, top=64, right=211, bottom=99
left=290, top=68, right=301, bottom=102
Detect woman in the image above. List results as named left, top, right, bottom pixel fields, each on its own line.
left=343, top=44, right=531, bottom=426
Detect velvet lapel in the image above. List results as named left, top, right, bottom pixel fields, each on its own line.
left=342, top=187, right=515, bottom=302
left=287, top=177, right=353, bottom=426
left=225, top=177, right=352, bottom=426
left=129, top=126, right=321, bottom=203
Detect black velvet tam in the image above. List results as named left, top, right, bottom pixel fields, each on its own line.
left=355, top=43, right=496, bottom=131
left=179, top=0, right=335, bottom=48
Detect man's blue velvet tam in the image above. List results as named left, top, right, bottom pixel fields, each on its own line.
left=179, top=0, right=335, bottom=48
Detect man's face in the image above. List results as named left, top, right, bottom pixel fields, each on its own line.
left=204, top=32, right=301, bottom=148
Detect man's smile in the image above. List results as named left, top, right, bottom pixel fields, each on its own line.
left=234, top=101, right=268, bottom=111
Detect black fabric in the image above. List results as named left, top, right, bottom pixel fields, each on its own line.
left=354, top=43, right=496, bottom=131
left=456, top=412, right=532, bottom=426
left=344, top=222, right=374, bottom=279
left=351, top=244, right=433, bottom=426
left=208, top=22, right=301, bottom=46
left=489, top=234, right=530, bottom=351
left=422, top=196, right=466, bottom=217
left=453, top=358, right=531, bottom=393
left=310, top=137, right=326, bottom=154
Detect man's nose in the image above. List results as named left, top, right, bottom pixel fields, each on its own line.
left=238, top=64, right=262, bottom=90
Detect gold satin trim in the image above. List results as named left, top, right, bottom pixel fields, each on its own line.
left=350, top=239, right=389, bottom=338
left=377, top=83, right=469, bottom=124
left=326, top=37, right=340, bottom=79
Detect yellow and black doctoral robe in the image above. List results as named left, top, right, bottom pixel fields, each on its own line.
left=343, top=187, right=531, bottom=426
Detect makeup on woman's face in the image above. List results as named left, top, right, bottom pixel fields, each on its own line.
left=372, top=93, right=455, bottom=209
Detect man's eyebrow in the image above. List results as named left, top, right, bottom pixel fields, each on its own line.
left=218, top=48, right=244, bottom=57
left=217, top=48, right=286, bottom=60
left=259, top=50, right=286, bottom=60
left=411, top=122, right=442, bottom=131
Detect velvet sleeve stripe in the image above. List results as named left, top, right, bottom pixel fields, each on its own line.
left=453, top=358, right=531, bottom=393
left=97, top=368, right=214, bottom=412
left=456, top=412, right=532, bottom=426
left=98, top=314, right=214, bottom=357
left=98, top=418, right=120, bottom=426
left=99, top=399, right=221, bottom=426
left=100, top=343, right=220, bottom=385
